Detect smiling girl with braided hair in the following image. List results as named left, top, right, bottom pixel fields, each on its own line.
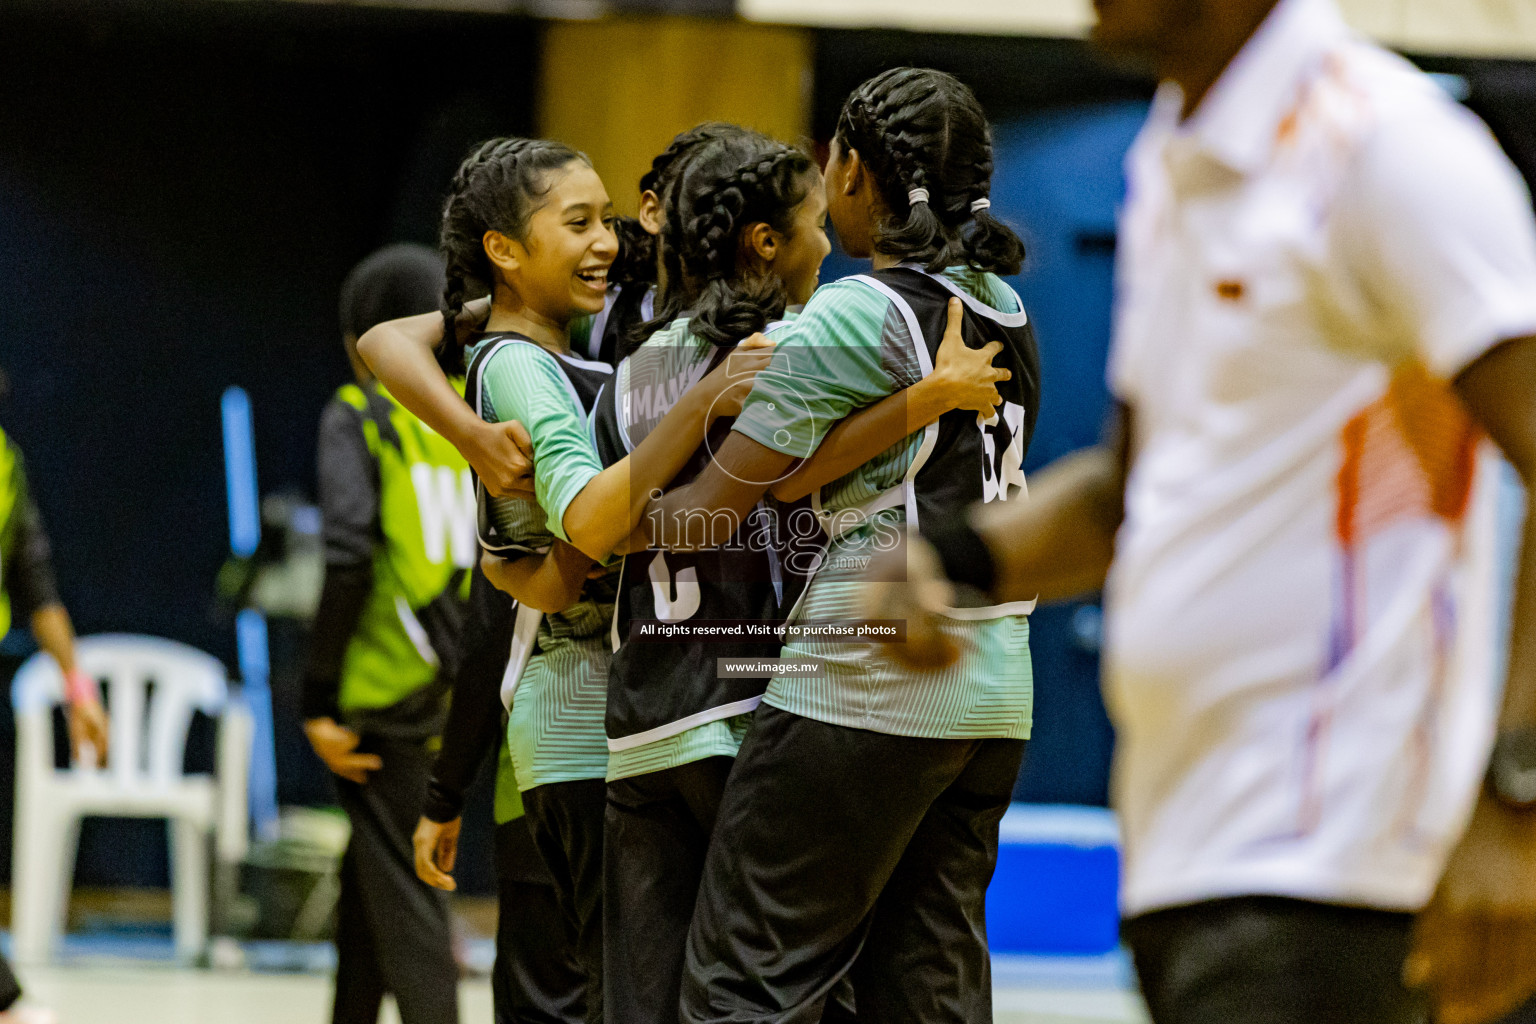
left=640, top=69, right=1043, bottom=1024
left=392, top=135, right=775, bottom=1024
left=360, top=126, right=751, bottom=1024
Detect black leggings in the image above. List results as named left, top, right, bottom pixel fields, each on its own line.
left=332, top=734, right=458, bottom=1024
left=604, top=756, right=733, bottom=1023
left=521, top=779, right=608, bottom=1024
left=492, top=818, right=587, bottom=1024
left=682, top=706, right=1024, bottom=1024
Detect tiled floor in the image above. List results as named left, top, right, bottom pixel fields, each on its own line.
left=14, top=889, right=1150, bottom=1024
left=13, top=964, right=1149, bottom=1024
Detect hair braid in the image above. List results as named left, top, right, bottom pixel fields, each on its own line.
left=640, top=122, right=744, bottom=196
left=835, top=67, right=1023, bottom=276
left=609, top=123, right=755, bottom=358
left=649, top=137, right=817, bottom=347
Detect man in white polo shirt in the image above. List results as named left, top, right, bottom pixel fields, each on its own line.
left=876, top=0, right=1536, bottom=1021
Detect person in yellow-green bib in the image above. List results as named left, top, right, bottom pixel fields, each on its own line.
left=301, top=245, right=474, bottom=1024
left=0, top=409, right=110, bottom=1023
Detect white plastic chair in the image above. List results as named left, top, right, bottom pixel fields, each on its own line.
left=10, top=633, right=252, bottom=964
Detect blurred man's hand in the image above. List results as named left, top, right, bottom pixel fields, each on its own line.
left=303, top=717, right=381, bottom=785
left=414, top=816, right=461, bottom=892
left=1407, top=793, right=1536, bottom=1023
left=860, top=530, right=959, bottom=671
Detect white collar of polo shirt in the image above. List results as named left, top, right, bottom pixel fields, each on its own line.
left=1157, top=0, right=1354, bottom=181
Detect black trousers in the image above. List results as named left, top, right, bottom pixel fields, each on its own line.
left=1123, top=896, right=1428, bottom=1024
left=0, top=954, right=20, bottom=1011
left=333, top=733, right=460, bottom=1024
left=493, top=818, right=588, bottom=1024
left=604, top=756, right=734, bottom=1023
left=682, top=706, right=1025, bottom=1024
left=522, top=779, right=608, bottom=1024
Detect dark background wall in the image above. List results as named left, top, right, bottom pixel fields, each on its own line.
left=1, top=3, right=1534, bottom=890
left=0, top=0, right=540, bottom=891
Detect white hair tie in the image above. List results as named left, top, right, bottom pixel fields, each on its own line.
left=970, top=197, right=992, bottom=213
left=907, top=187, right=930, bottom=206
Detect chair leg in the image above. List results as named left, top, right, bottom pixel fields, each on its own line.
left=55, top=816, right=81, bottom=941
left=169, top=818, right=210, bottom=963
left=11, top=803, right=71, bottom=965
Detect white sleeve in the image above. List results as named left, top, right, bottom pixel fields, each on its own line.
left=1340, top=101, right=1536, bottom=379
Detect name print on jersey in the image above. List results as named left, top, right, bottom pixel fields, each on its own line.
left=622, top=372, right=696, bottom=429
left=980, top=401, right=1028, bottom=504
left=410, top=464, right=477, bottom=568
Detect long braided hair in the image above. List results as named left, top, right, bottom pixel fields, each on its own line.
left=645, top=130, right=818, bottom=348
left=607, top=123, right=748, bottom=294
left=436, top=136, right=589, bottom=358
left=835, top=67, right=1023, bottom=276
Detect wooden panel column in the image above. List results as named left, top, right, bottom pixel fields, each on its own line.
left=539, top=16, right=813, bottom=216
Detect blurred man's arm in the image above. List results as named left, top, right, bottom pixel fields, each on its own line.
left=936, top=405, right=1130, bottom=606
left=861, top=409, right=1128, bottom=672
left=1408, top=334, right=1536, bottom=1024
left=1458, top=335, right=1536, bottom=743
left=1335, top=91, right=1536, bottom=1024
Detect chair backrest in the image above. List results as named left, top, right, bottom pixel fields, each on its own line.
left=13, top=633, right=230, bottom=787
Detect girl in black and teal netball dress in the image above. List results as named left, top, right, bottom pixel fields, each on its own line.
left=402, top=129, right=746, bottom=1024
left=414, top=136, right=767, bottom=1024
left=592, top=126, right=1012, bottom=1024
left=642, top=69, right=1042, bottom=1024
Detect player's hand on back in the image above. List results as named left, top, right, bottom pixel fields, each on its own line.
left=859, top=529, right=960, bottom=671
left=928, top=297, right=1010, bottom=416
left=468, top=419, right=536, bottom=498
left=303, top=717, right=382, bottom=785
left=1406, top=792, right=1536, bottom=1023
left=413, top=815, right=461, bottom=892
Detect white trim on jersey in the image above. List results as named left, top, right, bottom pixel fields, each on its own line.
left=585, top=286, right=619, bottom=362
left=898, top=263, right=1030, bottom=328
left=499, top=600, right=543, bottom=711
left=550, top=348, right=616, bottom=376
left=605, top=695, right=765, bottom=752
left=847, top=274, right=941, bottom=535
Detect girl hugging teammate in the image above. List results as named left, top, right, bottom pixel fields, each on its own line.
left=359, top=73, right=1028, bottom=1023
left=642, top=67, right=1041, bottom=1023
left=595, top=125, right=1010, bottom=1023
left=425, top=136, right=770, bottom=1024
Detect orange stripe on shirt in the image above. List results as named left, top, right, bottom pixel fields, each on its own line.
left=1335, top=361, right=1479, bottom=547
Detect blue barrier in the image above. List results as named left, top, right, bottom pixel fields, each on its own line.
left=987, top=804, right=1121, bottom=956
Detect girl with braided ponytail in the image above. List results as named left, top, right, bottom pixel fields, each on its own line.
left=366, top=135, right=776, bottom=1024
left=354, top=126, right=746, bottom=1024
left=640, top=69, right=1043, bottom=1024
left=590, top=126, right=1015, bottom=1024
